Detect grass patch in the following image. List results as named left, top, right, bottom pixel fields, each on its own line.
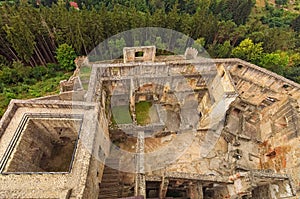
left=111, top=105, right=132, bottom=124
left=135, top=101, right=152, bottom=126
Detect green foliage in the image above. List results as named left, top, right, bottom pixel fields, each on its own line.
left=0, top=60, right=71, bottom=118
left=0, top=65, right=13, bottom=85
left=275, top=0, right=288, bottom=6
left=283, top=53, right=300, bottom=82
left=0, top=0, right=298, bottom=65
left=154, top=37, right=166, bottom=50
left=192, top=37, right=206, bottom=54
left=262, top=28, right=295, bottom=53
left=0, top=61, right=29, bottom=84
left=0, top=55, right=10, bottom=65
left=213, top=0, right=255, bottom=25
left=232, top=38, right=263, bottom=64
left=259, top=52, right=289, bottom=75
left=292, top=15, right=300, bottom=32
left=284, top=66, right=300, bottom=83
left=261, top=5, right=297, bottom=28
left=11, top=61, right=31, bottom=83
left=3, top=15, right=36, bottom=62
left=289, top=53, right=300, bottom=67
left=107, top=38, right=126, bottom=59
left=209, top=40, right=232, bottom=58
left=0, top=71, right=70, bottom=118
left=55, top=44, right=77, bottom=71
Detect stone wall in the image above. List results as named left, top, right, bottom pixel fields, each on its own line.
left=0, top=100, right=101, bottom=198
left=4, top=117, right=81, bottom=173
left=5, top=120, right=53, bottom=172
left=0, top=101, right=18, bottom=138
left=123, top=46, right=156, bottom=63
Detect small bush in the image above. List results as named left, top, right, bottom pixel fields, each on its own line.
left=55, top=44, right=77, bottom=71
left=29, top=66, right=48, bottom=80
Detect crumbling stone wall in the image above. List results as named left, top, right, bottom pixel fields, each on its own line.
left=225, top=59, right=300, bottom=198
left=259, top=98, right=300, bottom=191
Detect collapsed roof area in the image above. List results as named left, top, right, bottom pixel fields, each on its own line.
left=0, top=46, right=299, bottom=198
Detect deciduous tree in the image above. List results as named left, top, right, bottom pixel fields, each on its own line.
left=231, top=38, right=263, bottom=64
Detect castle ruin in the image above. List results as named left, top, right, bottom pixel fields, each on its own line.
left=0, top=46, right=299, bottom=199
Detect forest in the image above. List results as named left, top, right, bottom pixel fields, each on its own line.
left=0, top=0, right=300, bottom=117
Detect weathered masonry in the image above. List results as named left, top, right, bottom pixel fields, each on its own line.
left=0, top=46, right=299, bottom=199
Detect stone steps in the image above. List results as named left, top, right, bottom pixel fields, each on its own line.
left=99, top=158, right=120, bottom=199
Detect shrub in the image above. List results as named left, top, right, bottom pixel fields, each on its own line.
left=28, top=65, right=48, bottom=81
left=55, top=44, right=77, bottom=71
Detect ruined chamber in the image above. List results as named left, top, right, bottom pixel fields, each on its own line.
left=86, top=47, right=299, bottom=199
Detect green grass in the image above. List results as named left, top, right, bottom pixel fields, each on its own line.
left=111, top=105, right=132, bottom=124
left=135, top=101, right=152, bottom=126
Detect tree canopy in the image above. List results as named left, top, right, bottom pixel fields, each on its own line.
left=0, top=0, right=299, bottom=82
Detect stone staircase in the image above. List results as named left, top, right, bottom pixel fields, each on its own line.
left=99, top=158, right=120, bottom=199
